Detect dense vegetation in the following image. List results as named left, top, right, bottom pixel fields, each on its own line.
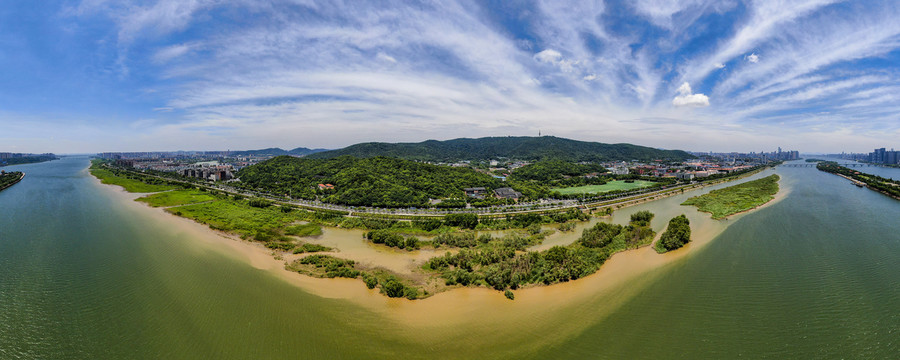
left=289, top=255, right=360, bottom=278
left=817, top=161, right=900, bottom=199
left=166, top=199, right=307, bottom=242
left=236, top=155, right=518, bottom=207
left=655, top=215, right=691, bottom=253
left=511, top=160, right=607, bottom=182
left=682, top=174, right=780, bottom=219
left=0, top=154, right=57, bottom=166
left=366, top=229, right=421, bottom=250
left=307, top=136, right=693, bottom=162
left=0, top=171, right=24, bottom=192
left=424, top=212, right=656, bottom=295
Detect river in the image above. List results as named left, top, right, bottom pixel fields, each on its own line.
left=0, top=157, right=897, bottom=359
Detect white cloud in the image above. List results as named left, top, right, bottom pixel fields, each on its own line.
left=746, top=53, right=760, bottom=63
left=534, top=49, right=563, bottom=63
left=42, top=0, right=900, bottom=153
left=533, top=49, right=577, bottom=73
left=376, top=52, right=397, bottom=63
left=672, top=82, right=710, bottom=107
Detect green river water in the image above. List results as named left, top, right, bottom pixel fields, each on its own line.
left=1, top=157, right=898, bottom=359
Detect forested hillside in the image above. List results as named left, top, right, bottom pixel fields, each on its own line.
left=307, top=136, right=692, bottom=162
left=236, top=156, right=538, bottom=207
left=511, top=160, right=607, bottom=182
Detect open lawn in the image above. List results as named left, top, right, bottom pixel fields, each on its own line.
left=681, top=174, right=780, bottom=219
left=90, top=168, right=178, bottom=193
left=137, top=189, right=220, bottom=207
left=551, top=180, right=656, bottom=195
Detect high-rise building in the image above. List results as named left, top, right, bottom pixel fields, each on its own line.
left=871, top=148, right=887, bottom=163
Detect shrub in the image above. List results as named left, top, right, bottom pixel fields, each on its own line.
left=579, top=222, right=623, bottom=248
left=381, top=276, right=407, bottom=298
left=362, top=274, right=378, bottom=289
left=248, top=198, right=271, bottom=208
left=444, top=213, right=478, bottom=229
left=404, top=237, right=420, bottom=250
left=630, top=210, right=655, bottom=226
left=367, top=229, right=406, bottom=248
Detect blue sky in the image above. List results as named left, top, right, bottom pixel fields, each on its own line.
left=2, top=0, right=899, bottom=153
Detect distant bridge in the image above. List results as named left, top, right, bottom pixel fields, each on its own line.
left=780, top=163, right=874, bottom=168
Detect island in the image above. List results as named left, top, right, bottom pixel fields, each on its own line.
left=654, top=215, right=691, bottom=253
left=0, top=171, right=25, bottom=193
left=681, top=174, right=780, bottom=219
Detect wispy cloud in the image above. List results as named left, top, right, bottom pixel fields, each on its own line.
left=7, top=0, right=897, bottom=153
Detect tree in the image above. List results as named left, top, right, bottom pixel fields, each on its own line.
left=630, top=210, right=655, bottom=225
left=656, top=215, right=691, bottom=253
left=381, top=276, right=407, bottom=298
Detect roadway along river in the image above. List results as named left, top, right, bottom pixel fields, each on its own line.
left=0, top=157, right=897, bottom=359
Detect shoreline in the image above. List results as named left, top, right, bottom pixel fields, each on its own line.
left=832, top=172, right=900, bottom=200
left=0, top=171, right=25, bottom=193
left=88, top=165, right=785, bottom=314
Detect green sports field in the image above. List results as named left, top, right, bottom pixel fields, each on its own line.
left=551, top=180, right=657, bottom=195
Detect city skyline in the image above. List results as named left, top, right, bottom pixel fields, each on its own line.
left=2, top=1, right=900, bottom=153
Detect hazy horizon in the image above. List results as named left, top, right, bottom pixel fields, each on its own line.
left=3, top=1, right=899, bottom=154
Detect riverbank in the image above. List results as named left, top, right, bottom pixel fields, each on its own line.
left=84, top=163, right=796, bottom=356
left=817, top=161, right=900, bottom=200
left=90, top=162, right=782, bottom=306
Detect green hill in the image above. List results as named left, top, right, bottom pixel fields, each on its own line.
left=235, top=156, right=519, bottom=208
left=307, top=136, right=692, bottom=162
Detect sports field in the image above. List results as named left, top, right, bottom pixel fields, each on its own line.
left=551, top=180, right=656, bottom=195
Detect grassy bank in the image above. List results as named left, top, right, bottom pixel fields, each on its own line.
left=681, top=174, right=780, bottom=219
left=89, top=161, right=178, bottom=193
left=136, top=189, right=218, bottom=207
left=167, top=199, right=307, bottom=242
